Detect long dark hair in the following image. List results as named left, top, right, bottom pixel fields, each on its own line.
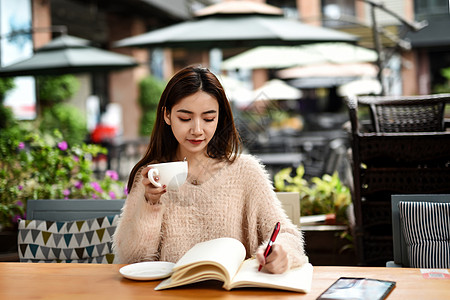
left=127, top=65, right=241, bottom=192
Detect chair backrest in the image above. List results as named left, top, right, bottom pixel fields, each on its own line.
left=26, top=199, right=126, bottom=221
left=276, top=192, right=300, bottom=227
left=19, top=199, right=125, bottom=264
left=391, top=194, right=450, bottom=267
left=357, top=94, right=450, bottom=133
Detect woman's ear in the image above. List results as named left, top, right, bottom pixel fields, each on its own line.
left=163, top=107, right=171, bottom=126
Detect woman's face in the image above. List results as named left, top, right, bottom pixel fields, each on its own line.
left=164, top=91, right=219, bottom=157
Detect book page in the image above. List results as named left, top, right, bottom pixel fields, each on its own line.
left=174, top=238, right=246, bottom=280
left=226, top=258, right=313, bottom=293
left=155, top=238, right=246, bottom=290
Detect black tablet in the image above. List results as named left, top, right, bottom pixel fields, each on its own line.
left=317, top=277, right=396, bottom=300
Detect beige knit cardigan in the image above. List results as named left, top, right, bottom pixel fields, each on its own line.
left=112, top=154, right=308, bottom=268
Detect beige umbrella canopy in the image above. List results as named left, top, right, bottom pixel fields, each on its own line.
left=253, top=79, right=302, bottom=101
left=277, top=62, right=378, bottom=79
left=221, top=42, right=377, bottom=70
left=337, top=78, right=382, bottom=97
left=221, top=46, right=325, bottom=70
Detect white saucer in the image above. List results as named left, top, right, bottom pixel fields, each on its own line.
left=119, top=261, right=175, bottom=281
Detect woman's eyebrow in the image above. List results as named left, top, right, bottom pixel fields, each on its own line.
left=176, top=109, right=192, bottom=114
left=176, top=109, right=217, bottom=114
left=202, top=110, right=217, bottom=114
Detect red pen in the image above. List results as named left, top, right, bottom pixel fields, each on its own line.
left=258, top=222, right=281, bottom=271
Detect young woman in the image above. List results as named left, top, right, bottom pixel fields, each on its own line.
left=113, top=65, right=308, bottom=274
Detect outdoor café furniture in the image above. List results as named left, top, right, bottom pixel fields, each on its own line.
left=346, top=93, right=450, bottom=266
left=17, top=194, right=299, bottom=263
left=389, top=194, right=450, bottom=268
left=26, top=199, right=125, bottom=221
left=1, top=262, right=449, bottom=299
left=18, top=199, right=125, bottom=263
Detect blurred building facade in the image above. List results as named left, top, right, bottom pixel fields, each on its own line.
left=3, top=0, right=450, bottom=139
left=270, top=0, right=450, bottom=96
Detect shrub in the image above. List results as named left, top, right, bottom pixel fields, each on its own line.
left=0, top=126, right=127, bottom=229
left=39, top=103, right=88, bottom=146
left=37, top=75, right=80, bottom=105
left=138, top=75, right=165, bottom=136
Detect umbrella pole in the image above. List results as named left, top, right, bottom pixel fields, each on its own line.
left=369, top=4, right=385, bottom=96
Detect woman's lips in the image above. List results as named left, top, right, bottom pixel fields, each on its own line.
left=188, top=139, right=203, bottom=145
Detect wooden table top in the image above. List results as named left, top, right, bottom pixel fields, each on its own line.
left=0, top=263, right=449, bottom=299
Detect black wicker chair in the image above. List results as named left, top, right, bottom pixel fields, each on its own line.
left=346, top=93, right=450, bottom=266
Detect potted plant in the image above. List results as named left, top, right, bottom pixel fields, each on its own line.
left=274, top=165, right=351, bottom=224
left=274, top=165, right=355, bottom=265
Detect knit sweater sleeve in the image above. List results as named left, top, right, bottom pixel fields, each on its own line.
left=241, top=155, right=309, bottom=268
left=112, top=168, right=164, bottom=263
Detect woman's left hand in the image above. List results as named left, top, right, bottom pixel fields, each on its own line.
left=256, top=243, right=289, bottom=274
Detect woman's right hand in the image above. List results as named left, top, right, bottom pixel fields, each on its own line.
left=141, top=166, right=166, bottom=205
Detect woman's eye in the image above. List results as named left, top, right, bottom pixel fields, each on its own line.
left=179, top=118, right=190, bottom=122
left=205, top=118, right=215, bottom=122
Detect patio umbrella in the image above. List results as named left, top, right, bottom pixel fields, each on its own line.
left=253, top=79, right=302, bottom=101
left=277, top=62, right=378, bottom=79
left=0, top=34, right=138, bottom=77
left=217, top=74, right=253, bottom=104
left=113, top=1, right=357, bottom=49
left=221, top=42, right=377, bottom=70
left=221, top=46, right=325, bottom=70
left=337, top=78, right=382, bottom=97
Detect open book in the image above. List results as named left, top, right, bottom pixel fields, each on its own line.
left=155, top=237, right=313, bottom=292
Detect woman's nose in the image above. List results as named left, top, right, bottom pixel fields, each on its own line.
left=191, top=118, right=202, bottom=134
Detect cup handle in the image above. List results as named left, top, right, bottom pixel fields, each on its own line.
left=148, top=168, right=162, bottom=188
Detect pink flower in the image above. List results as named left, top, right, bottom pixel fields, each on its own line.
left=106, top=170, right=119, bottom=181
left=73, top=155, right=79, bottom=162
left=58, top=141, right=68, bottom=151
left=91, top=182, right=103, bottom=193
left=18, top=142, right=25, bottom=150
left=11, top=214, right=23, bottom=224
left=18, top=185, right=23, bottom=191
left=124, top=186, right=129, bottom=195
left=63, top=189, right=70, bottom=200
left=109, top=191, right=116, bottom=199
left=74, top=181, right=83, bottom=189
left=16, top=200, right=23, bottom=207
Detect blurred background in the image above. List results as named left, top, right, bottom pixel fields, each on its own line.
left=1, top=0, right=449, bottom=182
left=1, top=0, right=450, bottom=267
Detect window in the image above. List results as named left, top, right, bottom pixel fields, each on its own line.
left=322, top=0, right=356, bottom=27
left=415, top=0, right=449, bottom=17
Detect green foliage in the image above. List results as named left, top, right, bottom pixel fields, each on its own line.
left=0, top=104, right=16, bottom=130
left=140, top=110, right=157, bottom=136
left=37, top=75, right=80, bottom=105
left=433, top=67, right=450, bottom=94
left=0, top=125, right=127, bottom=229
left=39, top=103, right=88, bottom=146
left=36, top=74, right=86, bottom=145
left=274, top=165, right=352, bottom=224
left=138, top=76, right=165, bottom=108
left=0, top=77, right=15, bottom=101
left=138, top=75, right=165, bottom=136
left=0, top=78, right=17, bottom=129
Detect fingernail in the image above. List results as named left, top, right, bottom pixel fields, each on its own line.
left=162, top=185, right=166, bottom=189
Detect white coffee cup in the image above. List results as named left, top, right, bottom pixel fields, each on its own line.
left=147, top=161, right=188, bottom=190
